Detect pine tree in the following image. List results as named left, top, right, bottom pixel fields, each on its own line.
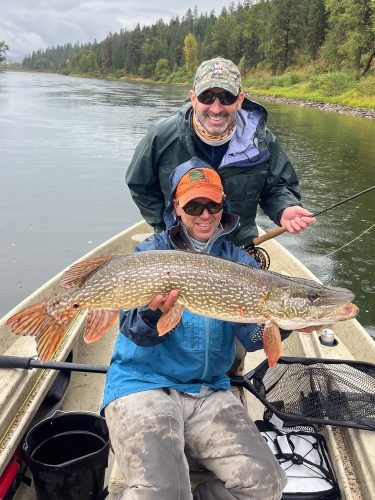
left=323, top=0, right=375, bottom=71
left=0, top=41, right=9, bottom=63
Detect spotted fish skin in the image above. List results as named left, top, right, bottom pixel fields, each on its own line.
left=6, top=250, right=358, bottom=363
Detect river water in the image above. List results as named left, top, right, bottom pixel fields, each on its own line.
left=1, top=71, right=374, bottom=338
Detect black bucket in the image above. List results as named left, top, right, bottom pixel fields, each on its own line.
left=23, top=411, right=110, bottom=500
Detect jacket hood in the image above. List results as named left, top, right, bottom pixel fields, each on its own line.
left=242, top=96, right=268, bottom=120
left=163, top=157, right=240, bottom=249
left=163, top=157, right=216, bottom=228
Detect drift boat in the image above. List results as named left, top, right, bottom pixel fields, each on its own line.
left=0, top=220, right=374, bottom=499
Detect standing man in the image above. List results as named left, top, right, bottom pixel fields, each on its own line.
left=125, top=56, right=316, bottom=247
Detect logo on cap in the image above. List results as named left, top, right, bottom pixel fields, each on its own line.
left=188, top=169, right=207, bottom=183
left=210, top=65, right=225, bottom=73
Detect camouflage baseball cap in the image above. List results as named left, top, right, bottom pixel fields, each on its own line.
left=193, top=57, right=241, bottom=96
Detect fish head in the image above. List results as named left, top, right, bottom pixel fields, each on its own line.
left=265, top=274, right=359, bottom=330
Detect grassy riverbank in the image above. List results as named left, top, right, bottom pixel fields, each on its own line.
left=155, top=66, right=375, bottom=110
left=243, top=70, right=375, bottom=109
left=11, top=66, right=375, bottom=111
left=109, top=67, right=375, bottom=110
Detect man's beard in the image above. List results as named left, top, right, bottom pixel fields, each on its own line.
left=195, top=109, right=235, bottom=136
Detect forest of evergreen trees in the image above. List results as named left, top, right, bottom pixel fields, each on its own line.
left=0, top=41, right=9, bottom=63
left=21, top=0, right=375, bottom=81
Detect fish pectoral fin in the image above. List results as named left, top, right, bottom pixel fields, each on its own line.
left=60, top=256, right=116, bottom=288
left=157, top=304, right=184, bottom=336
left=83, top=309, right=119, bottom=343
left=263, top=322, right=282, bottom=368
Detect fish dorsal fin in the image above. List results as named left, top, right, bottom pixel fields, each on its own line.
left=83, top=309, right=119, bottom=343
left=157, top=303, right=184, bottom=336
left=60, top=256, right=115, bottom=288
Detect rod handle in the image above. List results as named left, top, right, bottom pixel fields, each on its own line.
left=0, top=355, right=33, bottom=370
left=0, top=355, right=109, bottom=373
left=253, top=226, right=286, bottom=246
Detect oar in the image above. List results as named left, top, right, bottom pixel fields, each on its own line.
left=0, top=355, right=247, bottom=386
left=0, top=355, right=108, bottom=374
left=253, top=185, right=375, bottom=246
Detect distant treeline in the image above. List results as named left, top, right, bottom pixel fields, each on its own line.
left=0, top=41, right=9, bottom=63
left=22, top=0, right=375, bottom=80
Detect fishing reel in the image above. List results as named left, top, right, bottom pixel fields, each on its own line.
left=243, top=244, right=271, bottom=270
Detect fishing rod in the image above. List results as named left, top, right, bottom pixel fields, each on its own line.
left=253, top=185, right=375, bottom=246
left=0, top=355, right=108, bottom=374
left=0, top=355, right=248, bottom=388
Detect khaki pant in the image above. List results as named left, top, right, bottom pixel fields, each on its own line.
left=105, top=389, right=286, bottom=500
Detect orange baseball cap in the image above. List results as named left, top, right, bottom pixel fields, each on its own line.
left=175, top=168, right=223, bottom=207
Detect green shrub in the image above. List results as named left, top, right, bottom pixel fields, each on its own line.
left=245, top=71, right=303, bottom=89
left=306, top=72, right=357, bottom=96
left=154, top=58, right=170, bottom=81
left=356, top=75, right=375, bottom=97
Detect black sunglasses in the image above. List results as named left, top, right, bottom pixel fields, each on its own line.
left=197, top=90, right=239, bottom=106
left=182, top=201, right=223, bottom=216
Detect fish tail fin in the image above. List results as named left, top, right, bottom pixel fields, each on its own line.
left=263, top=323, right=282, bottom=368
left=6, top=302, right=70, bottom=362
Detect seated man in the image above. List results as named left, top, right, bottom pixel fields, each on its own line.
left=102, top=157, right=287, bottom=500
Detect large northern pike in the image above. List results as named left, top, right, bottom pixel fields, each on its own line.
left=6, top=250, right=358, bottom=366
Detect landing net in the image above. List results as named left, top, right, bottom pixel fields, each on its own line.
left=244, top=357, right=375, bottom=431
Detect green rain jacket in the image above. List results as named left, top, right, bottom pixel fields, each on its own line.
left=125, top=98, right=301, bottom=246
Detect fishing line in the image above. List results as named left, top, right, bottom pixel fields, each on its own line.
left=252, top=185, right=375, bottom=247
left=325, top=223, right=375, bottom=257
left=308, top=185, right=375, bottom=258
left=311, top=185, right=375, bottom=218
left=0, top=370, right=45, bottom=449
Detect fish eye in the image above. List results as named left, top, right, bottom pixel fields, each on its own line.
left=72, top=303, right=80, bottom=309
left=308, top=291, right=319, bottom=303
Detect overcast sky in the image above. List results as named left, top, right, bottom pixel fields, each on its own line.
left=1, top=1, right=231, bottom=62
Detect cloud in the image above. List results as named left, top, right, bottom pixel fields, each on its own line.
left=1, top=1, right=224, bottom=62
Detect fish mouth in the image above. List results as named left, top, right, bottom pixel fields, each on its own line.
left=326, top=302, right=359, bottom=321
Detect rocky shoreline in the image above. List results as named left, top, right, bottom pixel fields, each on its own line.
left=247, top=93, right=375, bottom=119
left=11, top=70, right=375, bottom=118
